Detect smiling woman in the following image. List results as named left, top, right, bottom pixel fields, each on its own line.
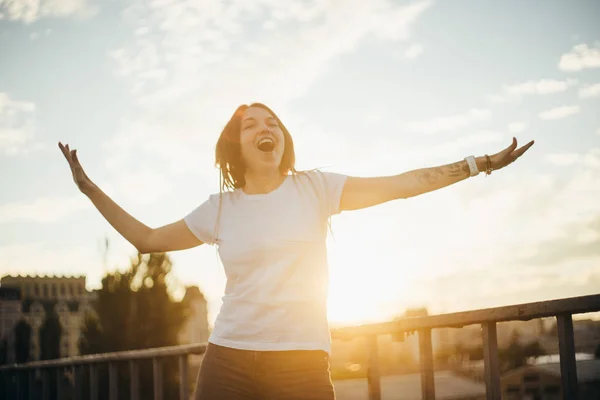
left=58, top=102, right=533, bottom=400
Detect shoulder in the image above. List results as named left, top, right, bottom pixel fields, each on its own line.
left=294, top=169, right=347, bottom=188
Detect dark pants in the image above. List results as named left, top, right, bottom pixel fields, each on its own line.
left=194, top=343, right=336, bottom=400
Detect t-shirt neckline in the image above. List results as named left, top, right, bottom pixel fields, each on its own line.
left=237, top=175, right=290, bottom=200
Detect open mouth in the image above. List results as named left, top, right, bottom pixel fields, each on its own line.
left=257, top=137, right=275, bottom=152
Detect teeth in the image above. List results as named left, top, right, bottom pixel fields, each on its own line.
left=257, top=137, right=275, bottom=152
left=258, top=137, right=274, bottom=145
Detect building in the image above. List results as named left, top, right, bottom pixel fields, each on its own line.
left=500, top=358, right=600, bottom=400
left=177, top=285, right=210, bottom=378
left=1, top=275, right=211, bottom=365
left=178, top=285, right=210, bottom=346
left=0, top=287, right=22, bottom=363
left=0, top=275, right=95, bottom=361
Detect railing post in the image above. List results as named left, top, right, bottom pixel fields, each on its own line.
left=42, top=369, right=49, bottom=400
left=557, top=314, right=579, bottom=400
left=153, top=358, right=163, bottom=400
left=366, top=335, right=381, bottom=400
left=89, top=364, right=98, bottom=400
left=29, top=369, right=36, bottom=400
left=56, top=367, right=63, bottom=400
left=130, top=360, right=139, bottom=400
left=73, top=366, right=83, bottom=400
left=482, top=322, right=501, bottom=400
left=179, top=354, right=189, bottom=400
left=109, top=361, right=118, bottom=400
left=15, top=370, right=22, bottom=400
left=419, top=328, right=435, bottom=400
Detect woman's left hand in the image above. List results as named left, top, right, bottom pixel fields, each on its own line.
left=486, top=137, right=535, bottom=172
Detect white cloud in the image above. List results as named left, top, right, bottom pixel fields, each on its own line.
left=105, top=0, right=434, bottom=175
left=544, top=153, right=580, bottom=166
left=0, top=92, right=41, bottom=155
left=0, top=0, right=98, bottom=23
left=559, top=43, right=600, bottom=71
left=111, top=0, right=432, bottom=108
left=578, top=83, right=600, bottom=99
left=29, top=28, right=52, bottom=40
left=114, top=169, right=172, bottom=206
left=0, top=242, right=100, bottom=282
left=507, top=121, right=527, bottom=133
left=538, top=105, right=580, bottom=120
left=404, top=108, right=492, bottom=135
left=404, top=43, right=423, bottom=59
left=0, top=195, right=88, bottom=224
left=488, top=79, right=576, bottom=104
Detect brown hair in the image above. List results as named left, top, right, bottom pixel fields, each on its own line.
left=215, top=103, right=297, bottom=192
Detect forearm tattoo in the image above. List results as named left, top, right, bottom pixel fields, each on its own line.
left=414, top=161, right=470, bottom=186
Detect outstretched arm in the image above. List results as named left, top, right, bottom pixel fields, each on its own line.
left=58, top=142, right=203, bottom=253
left=340, top=137, right=534, bottom=211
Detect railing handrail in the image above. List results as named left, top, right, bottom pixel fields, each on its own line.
left=330, top=293, right=600, bottom=339
left=1, top=294, right=599, bottom=372
left=0, top=343, right=207, bottom=371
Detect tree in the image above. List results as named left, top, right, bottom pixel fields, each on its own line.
left=39, top=310, right=62, bottom=361
left=499, top=331, right=545, bottom=372
left=14, top=319, right=32, bottom=363
left=79, top=252, right=190, bottom=399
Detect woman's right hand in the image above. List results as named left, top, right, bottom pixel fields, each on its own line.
left=58, top=142, right=96, bottom=195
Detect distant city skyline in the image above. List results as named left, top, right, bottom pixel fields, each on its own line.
left=1, top=0, right=599, bottom=327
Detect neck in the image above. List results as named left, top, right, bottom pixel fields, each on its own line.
left=243, top=169, right=286, bottom=195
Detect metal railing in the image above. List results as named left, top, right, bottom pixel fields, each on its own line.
left=0, top=343, right=206, bottom=400
left=330, top=293, right=600, bottom=400
left=1, top=293, right=599, bottom=400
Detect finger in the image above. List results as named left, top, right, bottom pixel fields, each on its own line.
left=72, top=149, right=82, bottom=166
left=58, top=142, right=72, bottom=164
left=504, top=137, right=518, bottom=155
left=511, top=140, right=535, bottom=160
left=65, top=144, right=74, bottom=163
left=495, top=137, right=517, bottom=159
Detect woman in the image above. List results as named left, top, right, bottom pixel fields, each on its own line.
left=58, top=103, right=534, bottom=399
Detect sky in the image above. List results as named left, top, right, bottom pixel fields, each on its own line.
left=1, top=0, right=599, bottom=328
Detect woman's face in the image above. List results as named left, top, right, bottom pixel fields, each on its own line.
left=239, top=106, right=285, bottom=173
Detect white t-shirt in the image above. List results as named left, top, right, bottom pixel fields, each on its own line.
left=184, top=170, right=347, bottom=354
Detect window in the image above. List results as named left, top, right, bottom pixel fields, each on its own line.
left=60, top=284, right=66, bottom=296
left=544, top=385, right=560, bottom=394
left=34, top=285, right=39, bottom=296
left=523, top=373, right=539, bottom=383
left=43, top=285, right=48, bottom=297
left=506, top=385, right=520, bottom=394
left=51, top=284, right=57, bottom=297
left=69, top=285, right=74, bottom=296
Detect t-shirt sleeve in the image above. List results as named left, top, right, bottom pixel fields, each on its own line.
left=313, top=170, right=348, bottom=216
left=183, top=194, right=219, bottom=245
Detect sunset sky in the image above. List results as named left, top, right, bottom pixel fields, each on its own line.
left=1, top=0, right=599, bottom=327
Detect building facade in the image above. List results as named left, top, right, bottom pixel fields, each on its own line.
left=0, top=275, right=95, bottom=361
left=0, top=287, right=22, bottom=363
left=1, top=276, right=211, bottom=364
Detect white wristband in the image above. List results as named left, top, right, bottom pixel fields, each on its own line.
left=464, top=155, right=479, bottom=177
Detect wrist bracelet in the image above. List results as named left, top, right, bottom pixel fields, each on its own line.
left=485, top=154, right=493, bottom=176
left=464, top=155, right=479, bottom=177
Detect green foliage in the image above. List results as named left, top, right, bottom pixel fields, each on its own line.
left=499, top=331, right=546, bottom=372
left=79, top=251, right=190, bottom=399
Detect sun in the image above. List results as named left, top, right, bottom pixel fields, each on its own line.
left=325, top=237, right=427, bottom=328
